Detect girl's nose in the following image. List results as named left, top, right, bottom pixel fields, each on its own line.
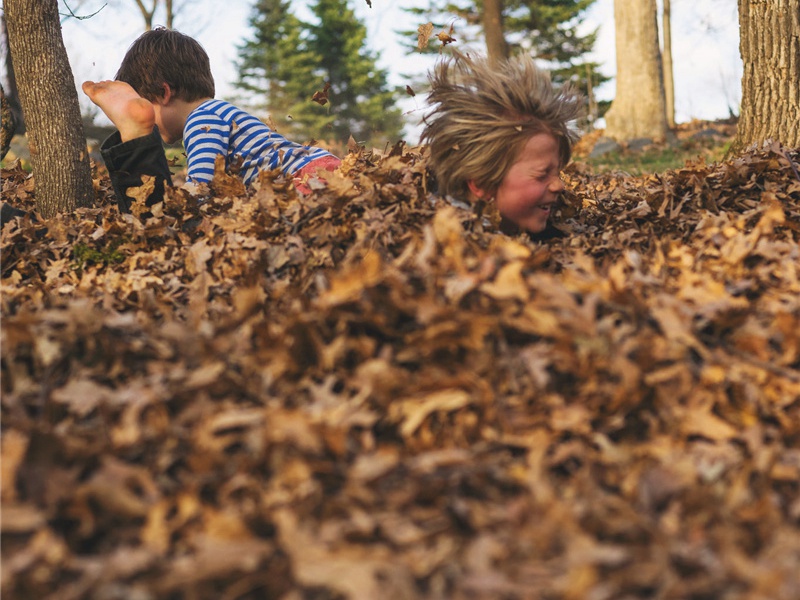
left=549, top=175, right=565, bottom=193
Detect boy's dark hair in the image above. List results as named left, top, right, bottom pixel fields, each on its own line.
left=421, top=51, right=583, bottom=201
left=115, top=28, right=215, bottom=102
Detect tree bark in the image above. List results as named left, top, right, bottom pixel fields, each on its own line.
left=662, top=0, right=675, bottom=128
left=604, top=0, right=668, bottom=142
left=165, top=0, right=175, bottom=29
left=2, top=13, right=25, bottom=135
left=133, top=0, right=157, bottom=30
left=734, top=0, right=800, bottom=151
left=5, top=0, right=94, bottom=217
left=483, top=0, right=509, bottom=63
left=1, top=84, right=16, bottom=159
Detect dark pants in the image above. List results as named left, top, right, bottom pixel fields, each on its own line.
left=101, top=126, right=172, bottom=213
left=1, top=127, right=171, bottom=228
left=0, top=202, right=29, bottom=227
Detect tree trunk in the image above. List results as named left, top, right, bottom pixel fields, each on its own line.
left=604, top=0, right=668, bottom=142
left=483, top=0, right=509, bottom=63
left=662, top=0, right=675, bottom=128
left=734, top=0, right=800, bottom=151
left=2, top=13, right=25, bottom=135
left=1, top=84, right=16, bottom=160
left=5, top=0, right=94, bottom=217
left=133, top=0, right=157, bottom=30
left=165, top=0, right=175, bottom=29
left=586, top=63, right=598, bottom=131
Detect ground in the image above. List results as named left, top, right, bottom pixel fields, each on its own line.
left=1, top=129, right=799, bottom=600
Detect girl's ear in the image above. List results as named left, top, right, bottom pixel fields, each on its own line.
left=467, top=180, right=489, bottom=200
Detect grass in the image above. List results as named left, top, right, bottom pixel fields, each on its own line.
left=3, top=126, right=735, bottom=180
left=578, top=129, right=734, bottom=176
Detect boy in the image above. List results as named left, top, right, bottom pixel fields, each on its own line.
left=83, top=28, right=340, bottom=213
left=421, top=51, right=583, bottom=235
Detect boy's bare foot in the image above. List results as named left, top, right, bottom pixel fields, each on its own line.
left=82, top=80, right=155, bottom=143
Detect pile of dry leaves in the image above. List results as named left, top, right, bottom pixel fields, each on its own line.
left=2, top=140, right=799, bottom=599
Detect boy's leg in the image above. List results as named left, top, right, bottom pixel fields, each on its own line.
left=83, top=80, right=172, bottom=213
left=1, top=202, right=30, bottom=228
left=293, top=155, right=342, bottom=194
left=100, top=128, right=173, bottom=213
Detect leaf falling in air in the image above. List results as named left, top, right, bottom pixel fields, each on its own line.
left=312, top=81, right=331, bottom=106
left=417, top=22, right=434, bottom=50
left=437, top=23, right=457, bottom=47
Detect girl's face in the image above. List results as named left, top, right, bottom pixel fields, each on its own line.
left=492, top=132, right=565, bottom=234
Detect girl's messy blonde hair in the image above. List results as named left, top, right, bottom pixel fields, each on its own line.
left=421, top=51, right=584, bottom=200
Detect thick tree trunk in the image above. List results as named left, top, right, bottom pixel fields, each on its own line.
left=604, top=0, right=668, bottom=142
left=483, top=0, right=509, bottom=63
left=734, top=0, right=800, bottom=151
left=663, top=0, right=675, bottom=128
left=5, top=0, right=94, bottom=217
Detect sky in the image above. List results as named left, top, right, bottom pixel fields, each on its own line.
left=46, top=0, right=742, bottom=143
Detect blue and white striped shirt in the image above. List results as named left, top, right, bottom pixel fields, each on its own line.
left=183, top=99, right=334, bottom=186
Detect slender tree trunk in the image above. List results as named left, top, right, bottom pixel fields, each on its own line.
left=662, top=0, right=675, bottom=128
left=1, top=84, right=15, bottom=159
left=5, top=0, right=94, bottom=217
left=1, top=14, right=25, bottom=135
left=586, top=63, right=597, bottom=131
left=165, top=0, right=175, bottom=29
left=604, top=0, right=668, bottom=142
left=734, top=0, right=800, bottom=151
left=134, top=0, right=157, bottom=30
left=483, top=0, right=509, bottom=63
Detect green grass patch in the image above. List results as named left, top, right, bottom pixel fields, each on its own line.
left=72, top=240, right=127, bottom=271
left=581, top=137, right=732, bottom=176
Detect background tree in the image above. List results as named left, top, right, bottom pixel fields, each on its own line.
left=483, top=0, right=509, bottom=62
left=67, top=0, right=219, bottom=32
left=404, top=0, right=608, bottom=124
left=5, top=0, right=93, bottom=216
left=1, top=13, right=24, bottom=137
left=307, top=0, right=403, bottom=145
left=603, top=0, right=668, bottom=141
left=131, top=0, right=174, bottom=29
left=662, top=0, right=675, bottom=128
left=1, top=83, right=15, bottom=159
left=236, top=0, right=329, bottom=140
left=237, top=0, right=403, bottom=148
left=733, top=0, right=800, bottom=150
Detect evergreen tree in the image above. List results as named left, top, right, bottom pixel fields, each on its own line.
left=405, top=0, right=609, bottom=124
left=236, top=0, right=403, bottom=148
left=306, top=0, right=403, bottom=146
left=236, top=0, right=323, bottom=140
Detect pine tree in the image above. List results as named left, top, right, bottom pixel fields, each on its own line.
left=306, top=0, right=404, bottom=146
left=405, top=0, right=608, bottom=124
left=236, top=0, right=323, bottom=141
left=236, top=0, right=403, bottom=148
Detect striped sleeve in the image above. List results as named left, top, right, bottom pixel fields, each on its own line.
left=184, top=110, right=230, bottom=184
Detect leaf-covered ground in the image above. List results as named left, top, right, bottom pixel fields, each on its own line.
left=2, top=141, right=800, bottom=599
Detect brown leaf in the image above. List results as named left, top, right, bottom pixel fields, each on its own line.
left=312, top=81, right=331, bottom=106
left=417, top=22, right=434, bottom=50
left=392, top=389, right=472, bottom=437
left=1, top=430, right=29, bottom=503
